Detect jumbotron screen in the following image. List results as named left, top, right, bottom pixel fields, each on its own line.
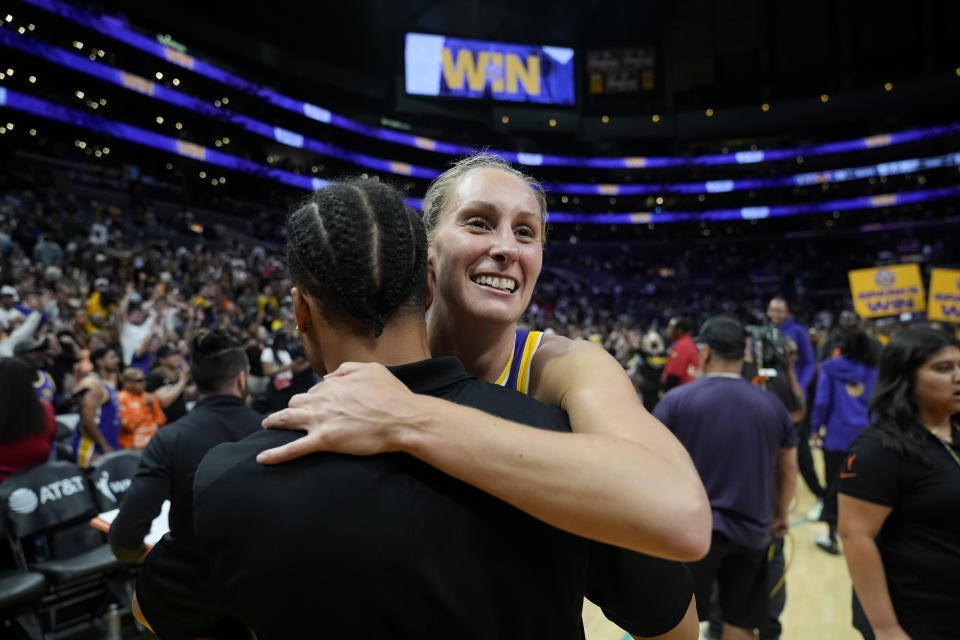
left=404, top=32, right=575, bottom=105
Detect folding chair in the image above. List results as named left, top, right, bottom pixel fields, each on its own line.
left=86, top=450, right=142, bottom=512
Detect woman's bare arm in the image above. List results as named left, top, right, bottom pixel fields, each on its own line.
left=837, top=494, right=910, bottom=640
left=259, top=353, right=711, bottom=560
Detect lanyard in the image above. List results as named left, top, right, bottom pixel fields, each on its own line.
left=935, top=425, right=960, bottom=471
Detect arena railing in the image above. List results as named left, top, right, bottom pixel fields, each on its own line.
left=4, top=28, right=960, bottom=197
left=19, top=0, right=960, bottom=170
left=5, top=86, right=960, bottom=225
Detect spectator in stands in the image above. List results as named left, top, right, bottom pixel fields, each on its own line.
left=839, top=328, right=960, bottom=640
left=259, top=156, right=710, bottom=563
left=655, top=316, right=798, bottom=640
left=73, top=346, right=122, bottom=467
left=32, top=233, right=63, bottom=267
left=661, top=316, right=699, bottom=395
left=635, top=328, right=667, bottom=412
left=145, top=343, right=190, bottom=422
left=0, top=284, right=25, bottom=331
left=118, top=367, right=167, bottom=450
left=810, top=329, right=877, bottom=555
left=0, top=357, right=56, bottom=482
left=110, top=329, right=260, bottom=563
left=260, top=331, right=311, bottom=413
left=14, top=335, right=57, bottom=404
left=134, top=179, right=698, bottom=640
left=118, top=285, right=160, bottom=367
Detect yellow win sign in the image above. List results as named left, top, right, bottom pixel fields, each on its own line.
left=848, top=264, right=926, bottom=318
left=927, top=268, right=960, bottom=322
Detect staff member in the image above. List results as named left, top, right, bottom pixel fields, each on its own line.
left=839, top=327, right=960, bottom=640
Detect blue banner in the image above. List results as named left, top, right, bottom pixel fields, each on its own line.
left=405, top=33, right=575, bottom=105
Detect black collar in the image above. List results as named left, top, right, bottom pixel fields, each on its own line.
left=194, top=394, right=246, bottom=408
left=387, top=357, right=472, bottom=395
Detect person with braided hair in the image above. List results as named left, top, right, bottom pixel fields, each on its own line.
left=261, top=154, right=710, bottom=564
left=134, top=179, right=697, bottom=639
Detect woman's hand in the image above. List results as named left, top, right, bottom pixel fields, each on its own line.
left=257, top=362, right=420, bottom=464
left=874, top=627, right=911, bottom=640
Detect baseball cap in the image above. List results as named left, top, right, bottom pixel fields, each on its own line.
left=13, top=336, right=46, bottom=355
left=695, top=316, right=746, bottom=360
left=157, top=343, right=181, bottom=359
left=0, top=284, right=18, bottom=300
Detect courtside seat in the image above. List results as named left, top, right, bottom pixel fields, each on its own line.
left=28, top=544, right=121, bottom=584
left=0, top=569, right=47, bottom=607
left=0, top=508, right=46, bottom=640
left=86, top=450, right=142, bottom=512
left=0, top=461, right=126, bottom=634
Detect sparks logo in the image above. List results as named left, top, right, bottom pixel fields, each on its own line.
left=874, top=270, right=896, bottom=288
left=845, top=382, right=866, bottom=398
left=840, top=454, right=857, bottom=479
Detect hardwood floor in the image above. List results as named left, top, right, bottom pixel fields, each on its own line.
left=582, top=450, right=863, bottom=640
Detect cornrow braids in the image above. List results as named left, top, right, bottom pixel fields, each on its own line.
left=287, top=180, right=428, bottom=337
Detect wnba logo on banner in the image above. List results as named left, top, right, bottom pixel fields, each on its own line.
left=848, top=264, right=926, bottom=318
left=927, top=268, right=960, bottom=321
left=405, top=33, right=575, bottom=105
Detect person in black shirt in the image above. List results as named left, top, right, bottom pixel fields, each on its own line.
left=839, top=327, right=960, bottom=640
left=145, top=343, right=190, bottom=422
left=134, top=180, right=697, bottom=639
left=110, top=330, right=261, bottom=562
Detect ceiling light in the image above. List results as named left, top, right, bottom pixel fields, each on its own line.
left=73, top=41, right=83, bottom=49
left=214, top=100, right=222, bottom=107
left=172, top=78, right=180, bottom=86
left=601, top=115, right=610, bottom=123
left=5, top=69, right=12, bottom=76
left=4, top=15, right=13, bottom=23
left=761, top=103, right=770, bottom=112
left=155, top=116, right=164, bottom=124
left=75, top=90, right=84, bottom=99
left=95, top=150, right=102, bottom=157
left=214, top=140, right=222, bottom=147
left=501, top=115, right=509, bottom=124
left=28, top=75, right=36, bottom=83
left=5, top=123, right=12, bottom=130
left=99, top=98, right=106, bottom=105
left=820, top=93, right=829, bottom=103
left=199, top=171, right=206, bottom=179
left=883, top=82, right=893, bottom=91
left=221, top=97, right=229, bottom=105
left=97, top=49, right=104, bottom=57
left=17, top=26, right=25, bottom=34
left=155, top=72, right=163, bottom=80
left=28, top=24, right=35, bottom=31
left=175, top=122, right=182, bottom=130
left=705, top=108, right=714, bottom=117
left=102, top=147, right=109, bottom=154
left=219, top=177, right=226, bottom=184
left=0, top=128, right=5, bottom=135
left=28, top=128, right=36, bottom=136
left=222, top=137, right=229, bottom=144
left=165, top=163, right=173, bottom=170
left=548, top=118, right=557, bottom=127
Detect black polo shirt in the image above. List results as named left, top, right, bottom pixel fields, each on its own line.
left=137, top=357, right=693, bottom=640
left=110, top=395, right=263, bottom=558
left=840, top=428, right=960, bottom=637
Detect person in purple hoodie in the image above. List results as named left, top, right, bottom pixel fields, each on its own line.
left=810, top=328, right=878, bottom=554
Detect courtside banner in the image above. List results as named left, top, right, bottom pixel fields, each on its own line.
left=927, top=268, right=960, bottom=322
left=848, top=264, right=926, bottom=318
left=405, top=33, right=575, bottom=105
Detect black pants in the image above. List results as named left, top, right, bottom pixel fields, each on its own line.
left=821, top=449, right=846, bottom=526
left=706, top=537, right=785, bottom=640
left=796, top=418, right=825, bottom=498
